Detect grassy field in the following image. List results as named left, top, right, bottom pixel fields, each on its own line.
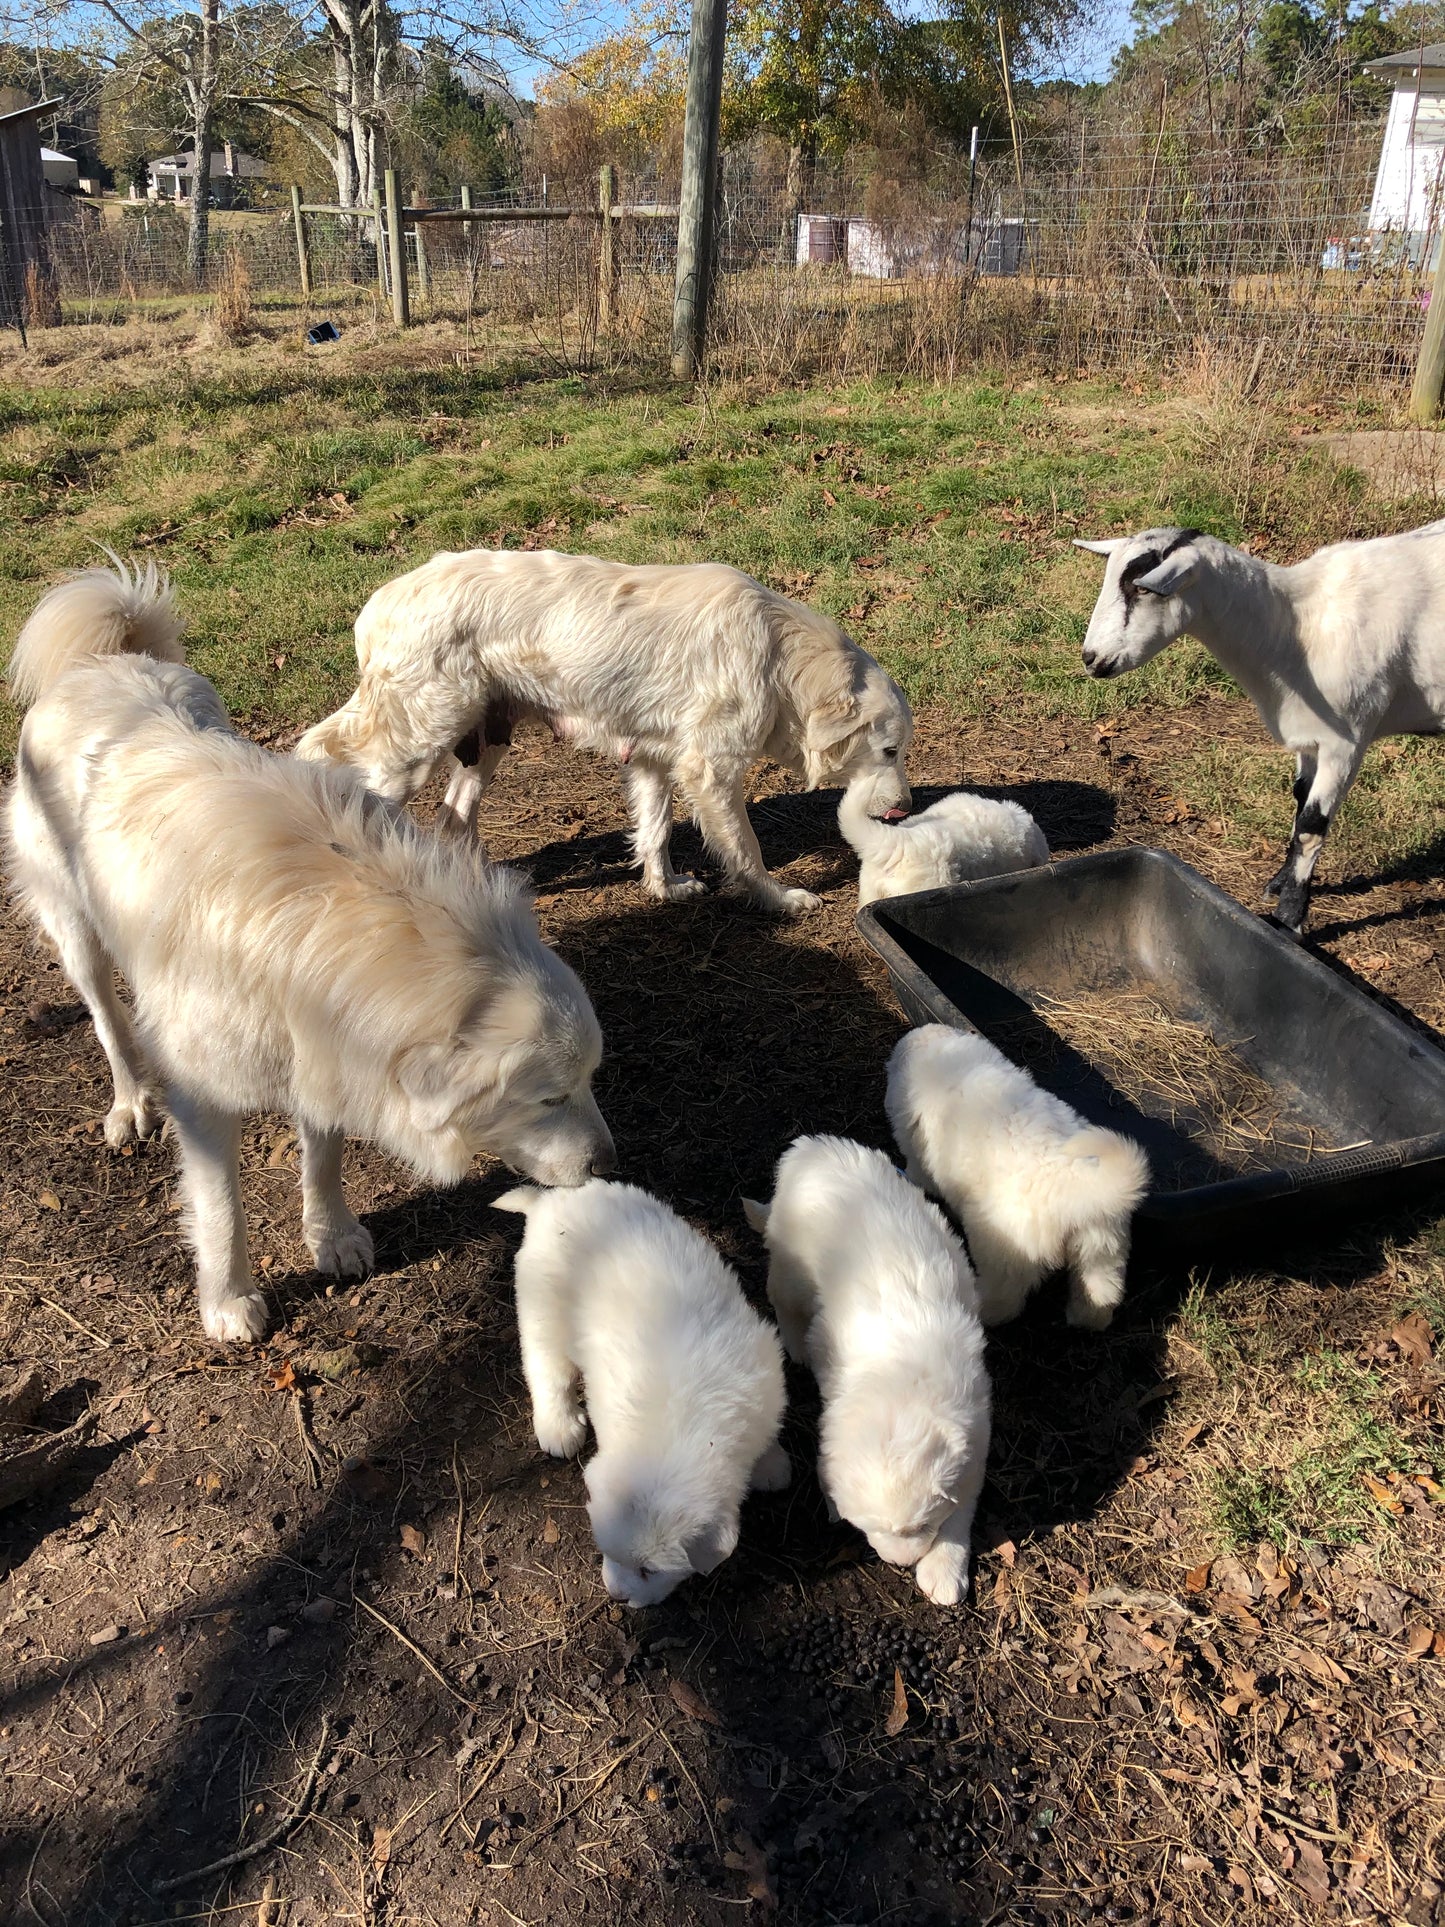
left=3, top=324, right=1444, bottom=1925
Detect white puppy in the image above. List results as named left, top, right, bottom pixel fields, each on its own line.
left=839, top=783, right=1049, bottom=907
left=886, top=1026, right=1150, bottom=1331
left=744, top=1137, right=991, bottom=1606
left=6, top=561, right=614, bottom=1344
left=494, top=1180, right=789, bottom=1607
left=296, top=548, right=914, bottom=916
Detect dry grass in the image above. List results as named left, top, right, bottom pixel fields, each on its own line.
left=210, top=250, right=254, bottom=343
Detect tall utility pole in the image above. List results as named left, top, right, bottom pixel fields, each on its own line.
left=671, top=0, right=728, bottom=381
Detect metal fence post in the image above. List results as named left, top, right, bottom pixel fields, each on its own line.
left=599, top=164, right=615, bottom=333
left=290, top=185, right=311, bottom=301
left=384, top=168, right=410, bottom=327
left=1410, top=234, right=1445, bottom=422
left=671, top=0, right=727, bottom=381
left=371, top=188, right=387, bottom=303
left=414, top=212, right=430, bottom=306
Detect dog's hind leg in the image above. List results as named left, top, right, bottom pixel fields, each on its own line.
left=623, top=762, right=704, bottom=903
left=168, top=1094, right=269, bottom=1343
left=686, top=764, right=820, bottom=917
left=36, top=902, right=161, bottom=1150
left=439, top=713, right=510, bottom=840
left=1064, top=1213, right=1131, bottom=1331
left=299, top=1123, right=375, bottom=1281
left=515, top=1277, right=587, bottom=1458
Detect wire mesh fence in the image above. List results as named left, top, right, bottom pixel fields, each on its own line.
left=7, top=109, right=1440, bottom=396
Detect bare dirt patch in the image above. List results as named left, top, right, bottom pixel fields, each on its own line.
left=2, top=699, right=1443, bottom=1927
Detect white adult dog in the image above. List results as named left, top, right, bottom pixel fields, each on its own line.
left=296, top=549, right=914, bottom=916
left=838, top=783, right=1049, bottom=906
left=886, top=1026, right=1150, bottom=1331
left=494, top=1179, right=789, bottom=1607
left=6, top=560, right=614, bottom=1344
left=744, top=1137, right=991, bottom=1606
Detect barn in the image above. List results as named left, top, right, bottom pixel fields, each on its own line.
left=0, top=96, right=62, bottom=333
left=1364, top=44, right=1445, bottom=263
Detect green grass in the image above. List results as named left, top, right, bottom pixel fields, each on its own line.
left=1, top=353, right=1431, bottom=760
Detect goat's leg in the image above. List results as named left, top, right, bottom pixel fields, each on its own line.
left=298, top=1123, right=374, bottom=1281
left=1268, top=740, right=1366, bottom=937
left=623, top=762, right=704, bottom=903
left=686, top=766, right=821, bottom=917
left=1263, top=749, right=1318, bottom=901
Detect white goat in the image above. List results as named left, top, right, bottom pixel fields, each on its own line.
left=1076, top=522, right=1445, bottom=935
left=838, top=782, right=1049, bottom=906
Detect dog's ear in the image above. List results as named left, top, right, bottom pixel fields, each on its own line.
left=683, top=1514, right=739, bottom=1575
left=741, top=1196, right=769, bottom=1234
left=395, top=1033, right=525, bottom=1133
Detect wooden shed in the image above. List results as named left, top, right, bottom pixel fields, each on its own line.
left=0, top=96, right=62, bottom=331
left=1364, top=46, right=1445, bottom=263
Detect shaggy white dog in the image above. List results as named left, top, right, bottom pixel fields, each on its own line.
left=6, top=561, right=614, bottom=1344
left=296, top=548, right=914, bottom=916
left=885, top=1026, right=1150, bottom=1331
left=744, top=1136, right=991, bottom=1606
left=494, top=1179, right=789, bottom=1607
left=839, top=783, right=1050, bottom=906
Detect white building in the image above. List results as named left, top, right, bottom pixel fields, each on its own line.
left=1365, top=45, right=1445, bottom=258
left=40, top=145, right=77, bottom=189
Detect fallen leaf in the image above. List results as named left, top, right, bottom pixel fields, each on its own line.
left=268, top=1360, right=296, bottom=1392
left=1290, top=1644, right=1348, bottom=1688
left=1290, top=1836, right=1332, bottom=1904
left=1388, top=1312, right=1435, bottom=1367
left=1214, top=1592, right=1263, bottom=1634
left=885, top=1666, right=909, bottom=1738
left=37, top=1190, right=61, bottom=1212
left=1227, top=1865, right=1256, bottom=1906
left=399, top=1523, right=427, bottom=1557
left=541, top=1516, right=559, bottom=1546
left=669, top=1677, right=722, bottom=1726
left=1184, top=1561, right=1212, bottom=1594
left=993, top=1538, right=1017, bottom=1567
left=372, top=1823, right=393, bottom=1878
left=1403, top=1621, right=1437, bottom=1658
left=723, top=1831, right=777, bottom=1911
left=1364, top=1472, right=1404, bottom=1512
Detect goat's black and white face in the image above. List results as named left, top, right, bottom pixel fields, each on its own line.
left=1074, top=528, right=1205, bottom=678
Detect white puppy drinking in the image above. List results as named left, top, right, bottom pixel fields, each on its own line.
left=886, top=1026, right=1150, bottom=1330
left=839, top=783, right=1049, bottom=907
left=6, top=561, right=614, bottom=1344
left=495, top=1180, right=789, bottom=1607
left=743, top=1136, right=991, bottom=1606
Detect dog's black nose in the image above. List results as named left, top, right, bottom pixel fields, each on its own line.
left=589, top=1145, right=617, bottom=1177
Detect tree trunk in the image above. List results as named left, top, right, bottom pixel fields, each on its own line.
left=186, top=0, right=220, bottom=286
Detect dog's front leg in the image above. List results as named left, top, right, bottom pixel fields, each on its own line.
left=623, top=763, right=704, bottom=902
left=912, top=1449, right=988, bottom=1607
left=299, top=1124, right=375, bottom=1281
left=168, top=1094, right=269, bottom=1343
left=688, top=769, right=820, bottom=917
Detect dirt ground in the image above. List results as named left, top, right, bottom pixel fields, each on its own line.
left=2, top=698, right=1443, bottom=1927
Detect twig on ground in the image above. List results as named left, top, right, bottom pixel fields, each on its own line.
left=353, top=1593, right=480, bottom=1711
left=154, top=1713, right=333, bottom=1894
left=290, top=1386, right=323, bottom=1490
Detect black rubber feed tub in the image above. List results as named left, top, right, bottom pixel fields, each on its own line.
left=857, top=848, right=1445, bottom=1251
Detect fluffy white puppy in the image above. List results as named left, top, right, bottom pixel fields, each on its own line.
left=839, top=783, right=1049, bottom=907
left=495, top=1179, right=789, bottom=1608
left=743, top=1137, right=991, bottom=1606
left=296, top=548, right=914, bottom=916
left=6, top=561, right=614, bottom=1344
left=886, top=1026, right=1150, bottom=1331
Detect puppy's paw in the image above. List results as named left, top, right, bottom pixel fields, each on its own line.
left=308, top=1219, right=376, bottom=1281
left=750, top=1441, right=792, bottom=1492
left=534, top=1406, right=588, bottom=1459
left=1065, top=1295, right=1118, bottom=1332
left=777, top=886, right=823, bottom=917
left=914, top=1540, right=970, bottom=1606
left=104, top=1090, right=163, bottom=1150
left=647, top=873, right=707, bottom=903
left=201, top=1289, right=270, bottom=1344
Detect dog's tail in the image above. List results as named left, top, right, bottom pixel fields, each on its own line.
left=741, top=1196, right=770, bottom=1234
left=836, top=783, right=893, bottom=862
left=294, top=697, right=366, bottom=767
left=1062, top=1127, right=1151, bottom=1213
left=493, top=1185, right=545, bottom=1217
left=8, top=554, right=184, bottom=708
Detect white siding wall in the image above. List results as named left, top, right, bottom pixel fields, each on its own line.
left=1369, top=76, right=1445, bottom=234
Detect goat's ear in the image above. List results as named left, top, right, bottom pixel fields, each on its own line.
left=1134, top=549, right=1199, bottom=596
left=1073, top=537, right=1126, bottom=556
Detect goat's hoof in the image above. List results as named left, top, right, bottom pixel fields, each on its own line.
left=1263, top=910, right=1305, bottom=943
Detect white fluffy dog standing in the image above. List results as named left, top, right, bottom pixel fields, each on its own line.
left=886, top=1026, right=1150, bottom=1331
left=295, top=549, right=914, bottom=916
left=839, top=783, right=1049, bottom=906
left=743, top=1137, right=991, bottom=1606
left=6, top=561, right=615, bottom=1344
left=495, top=1180, right=789, bottom=1607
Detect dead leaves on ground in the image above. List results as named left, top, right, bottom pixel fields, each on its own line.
left=884, top=1666, right=909, bottom=1737
left=669, top=1677, right=722, bottom=1727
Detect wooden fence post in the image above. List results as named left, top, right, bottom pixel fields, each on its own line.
left=598, top=163, right=615, bottom=332
left=414, top=211, right=430, bottom=305
left=671, top=0, right=728, bottom=380
left=372, top=188, right=387, bottom=303
left=384, top=168, right=410, bottom=327
left=291, top=184, right=311, bottom=301
left=1410, top=232, right=1445, bottom=422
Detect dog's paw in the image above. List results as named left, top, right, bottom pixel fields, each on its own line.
left=201, top=1289, right=270, bottom=1344
left=104, top=1091, right=163, bottom=1150
left=914, top=1540, right=970, bottom=1606
left=1065, top=1295, right=1118, bottom=1332
left=647, top=873, right=707, bottom=903
left=750, top=1441, right=792, bottom=1492
left=534, top=1406, right=588, bottom=1459
left=307, top=1220, right=376, bottom=1281
left=777, top=886, right=823, bottom=917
